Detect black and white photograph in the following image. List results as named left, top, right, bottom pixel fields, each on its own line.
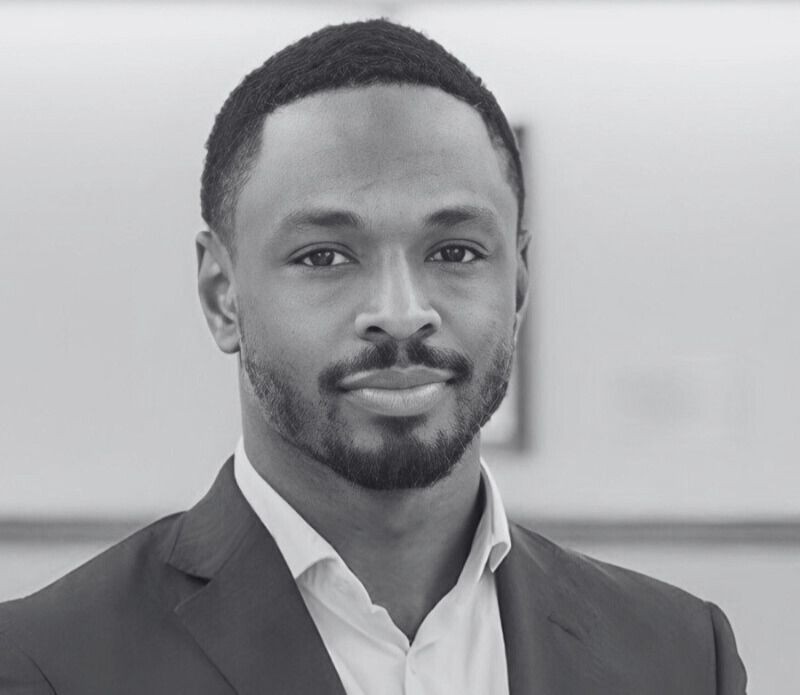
left=1, top=1, right=798, bottom=692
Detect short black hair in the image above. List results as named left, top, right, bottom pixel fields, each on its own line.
left=201, top=18, right=525, bottom=249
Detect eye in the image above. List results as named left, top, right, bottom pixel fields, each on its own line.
left=295, top=249, right=352, bottom=268
left=428, top=245, right=484, bottom=264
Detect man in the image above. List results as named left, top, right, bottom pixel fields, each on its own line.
left=0, top=18, right=746, bottom=695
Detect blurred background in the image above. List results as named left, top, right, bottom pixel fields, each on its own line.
left=1, top=1, right=798, bottom=691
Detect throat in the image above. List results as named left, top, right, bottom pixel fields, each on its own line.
left=342, top=481, right=486, bottom=642
left=372, top=586, right=448, bottom=643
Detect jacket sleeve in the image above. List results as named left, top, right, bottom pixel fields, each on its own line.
left=707, top=602, right=747, bottom=695
left=0, top=630, right=55, bottom=695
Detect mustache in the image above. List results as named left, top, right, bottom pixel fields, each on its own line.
left=319, top=340, right=473, bottom=393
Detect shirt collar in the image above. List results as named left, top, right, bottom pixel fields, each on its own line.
left=234, top=437, right=338, bottom=579
left=480, top=455, right=512, bottom=573
left=233, top=436, right=512, bottom=581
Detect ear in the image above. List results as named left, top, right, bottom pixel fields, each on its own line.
left=514, top=228, right=532, bottom=342
left=196, top=230, right=240, bottom=354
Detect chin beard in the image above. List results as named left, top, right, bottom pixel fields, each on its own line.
left=240, top=329, right=514, bottom=491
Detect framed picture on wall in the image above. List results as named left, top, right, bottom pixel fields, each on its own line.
left=480, top=126, right=531, bottom=452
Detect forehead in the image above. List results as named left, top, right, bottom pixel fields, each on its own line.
left=234, top=84, right=516, bottom=241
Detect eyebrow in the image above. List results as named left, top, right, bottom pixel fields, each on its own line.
left=277, top=208, right=366, bottom=233
left=424, top=204, right=500, bottom=232
left=276, top=204, right=501, bottom=236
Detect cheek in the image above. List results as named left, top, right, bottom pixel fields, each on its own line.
left=447, top=282, right=514, bottom=344
left=241, top=297, right=327, bottom=380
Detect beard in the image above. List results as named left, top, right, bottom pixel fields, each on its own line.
left=240, top=324, right=515, bottom=491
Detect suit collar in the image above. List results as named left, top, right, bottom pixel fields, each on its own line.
left=167, top=457, right=253, bottom=580
left=167, top=458, right=346, bottom=695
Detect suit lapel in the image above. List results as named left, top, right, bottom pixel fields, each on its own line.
left=497, top=524, right=616, bottom=695
left=167, top=462, right=621, bottom=694
left=168, top=459, right=346, bottom=695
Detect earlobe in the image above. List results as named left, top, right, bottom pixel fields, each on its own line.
left=196, top=230, right=241, bottom=354
left=516, top=265, right=528, bottom=315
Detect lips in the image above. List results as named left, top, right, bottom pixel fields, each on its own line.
left=338, top=366, right=455, bottom=391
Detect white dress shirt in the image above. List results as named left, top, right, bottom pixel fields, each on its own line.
left=234, top=437, right=512, bottom=695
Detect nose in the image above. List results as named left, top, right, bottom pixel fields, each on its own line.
left=354, top=257, right=442, bottom=342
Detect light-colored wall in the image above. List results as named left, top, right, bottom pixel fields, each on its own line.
left=1, top=1, right=797, bottom=519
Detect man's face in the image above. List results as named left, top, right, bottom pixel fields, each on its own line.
left=231, top=85, right=525, bottom=490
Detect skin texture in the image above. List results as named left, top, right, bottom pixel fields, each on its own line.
left=196, top=84, right=530, bottom=639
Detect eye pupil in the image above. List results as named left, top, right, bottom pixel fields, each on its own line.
left=442, top=247, right=467, bottom=262
left=310, top=250, right=335, bottom=266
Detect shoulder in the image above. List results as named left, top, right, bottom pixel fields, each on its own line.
left=510, top=521, right=709, bottom=614
left=0, top=512, right=189, bottom=657
left=507, top=523, right=747, bottom=693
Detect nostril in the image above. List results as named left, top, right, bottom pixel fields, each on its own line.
left=355, top=303, right=442, bottom=342
left=416, top=323, right=437, bottom=339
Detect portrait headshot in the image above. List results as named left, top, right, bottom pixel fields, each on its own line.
left=1, top=2, right=798, bottom=693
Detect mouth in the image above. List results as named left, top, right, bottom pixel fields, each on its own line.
left=341, top=381, right=449, bottom=417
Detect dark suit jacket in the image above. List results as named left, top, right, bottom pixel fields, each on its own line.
left=0, top=458, right=747, bottom=694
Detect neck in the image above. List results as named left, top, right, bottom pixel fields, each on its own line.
left=241, top=407, right=484, bottom=640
